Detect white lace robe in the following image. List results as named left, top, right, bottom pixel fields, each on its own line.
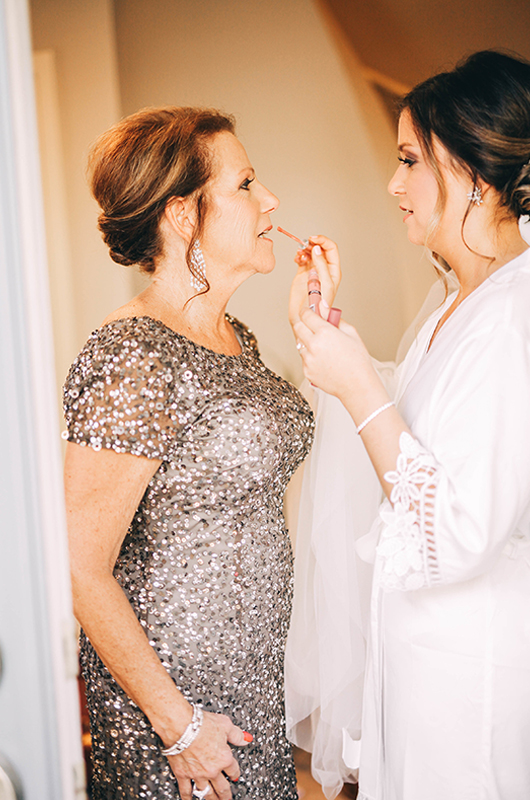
left=286, top=248, right=530, bottom=800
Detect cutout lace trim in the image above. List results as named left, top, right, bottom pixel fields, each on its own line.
left=377, top=431, right=440, bottom=591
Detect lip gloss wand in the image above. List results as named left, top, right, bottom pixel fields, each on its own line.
left=277, top=226, right=342, bottom=327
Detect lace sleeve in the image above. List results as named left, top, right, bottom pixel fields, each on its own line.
left=376, top=431, right=440, bottom=591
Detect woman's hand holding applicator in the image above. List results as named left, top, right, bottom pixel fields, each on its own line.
left=277, top=228, right=342, bottom=327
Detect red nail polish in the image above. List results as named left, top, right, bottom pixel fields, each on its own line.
left=243, top=731, right=253, bottom=742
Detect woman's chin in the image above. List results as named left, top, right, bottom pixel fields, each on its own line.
left=254, top=256, right=276, bottom=275
left=407, top=227, right=426, bottom=247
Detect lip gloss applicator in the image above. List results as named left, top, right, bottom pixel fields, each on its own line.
left=277, top=226, right=342, bottom=327
left=277, top=226, right=309, bottom=248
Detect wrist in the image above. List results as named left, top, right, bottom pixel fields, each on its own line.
left=337, top=373, right=389, bottom=425
left=152, top=700, right=194, bottom=749
left=160, top=704, right=204, bottom=757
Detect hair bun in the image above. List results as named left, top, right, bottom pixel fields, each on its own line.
left=511, top=160, right=530, bottom=217
left=88, top=107, right=235, bottom=274
left=108, top=249, right=137, bottom=267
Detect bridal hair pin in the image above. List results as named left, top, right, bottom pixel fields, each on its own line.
left=277, top=226, right=310, bottom=248
left=467, top=186, right=483, bottom=206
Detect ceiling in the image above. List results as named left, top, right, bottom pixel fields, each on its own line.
left=323, top=0, right=530, bottom=88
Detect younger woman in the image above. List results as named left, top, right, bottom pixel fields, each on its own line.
left=290, top=51, right=530, bottom=800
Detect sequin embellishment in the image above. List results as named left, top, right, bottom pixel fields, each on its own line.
left=63, top=316, right=314, bottom=799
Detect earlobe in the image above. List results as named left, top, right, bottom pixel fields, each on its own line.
left=467, top=184, right=484, bottom=206
left=467, top=178, right=494, bottom=207
left=164, top=196, right=196, bottom=241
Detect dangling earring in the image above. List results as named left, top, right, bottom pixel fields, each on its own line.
left=467, top=185, right=483, bottom=206
left=189, top=240, right=207, bottom=291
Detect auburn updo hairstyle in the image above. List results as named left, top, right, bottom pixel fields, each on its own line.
left=88, top=106, right=236, bottom=277
left=399, top=50, right=530, bottom=270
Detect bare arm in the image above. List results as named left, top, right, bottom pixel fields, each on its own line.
left=65, top=442, right=250, bottom=800
left=288, top=235, right=408, bottom=498
left=292, top=311, right=410, bottom=498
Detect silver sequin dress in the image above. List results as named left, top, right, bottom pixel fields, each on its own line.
left=63, top=315, right=314, bottom=800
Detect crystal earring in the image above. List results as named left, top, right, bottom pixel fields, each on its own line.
left=190, top=240, right=207, bottom=291
left=467, top=186, right=483, bottom=206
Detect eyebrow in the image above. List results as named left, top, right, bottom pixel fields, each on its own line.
left=398, top=143, right=419, bottom=152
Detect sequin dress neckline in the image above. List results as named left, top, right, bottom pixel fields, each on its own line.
left=99, top=314, right=246, bottom=359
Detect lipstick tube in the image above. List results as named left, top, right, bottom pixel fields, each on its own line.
left=328, top=308, right=342, bottom=327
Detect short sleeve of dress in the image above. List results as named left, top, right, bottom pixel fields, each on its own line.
left=63, top=319, right=180, bottom=459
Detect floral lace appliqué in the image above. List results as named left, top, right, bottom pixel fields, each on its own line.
left=377, top=432, right=440, bottom=591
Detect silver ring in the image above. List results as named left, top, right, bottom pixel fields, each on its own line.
left=192, top=784, right=211, bottom=799
left=296, top=342, right=306, bottom=351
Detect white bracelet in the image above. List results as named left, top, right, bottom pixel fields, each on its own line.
left=160, top=704, right=203, bottom=756
left=356, top=401, right=395, bottom=434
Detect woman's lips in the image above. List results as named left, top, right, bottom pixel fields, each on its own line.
left=400, top=206, right=413, bottom=222
left=258, top=225, right=273, bottom=241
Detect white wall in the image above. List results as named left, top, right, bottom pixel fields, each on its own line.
left=30, top=0, right=132, bottom=381
left=113, top=0, right=429, bottom=381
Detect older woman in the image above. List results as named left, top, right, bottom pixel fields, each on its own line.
left=63, top=107, right=314, bottom=800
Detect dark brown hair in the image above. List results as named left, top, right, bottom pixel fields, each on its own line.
left=87, top=106, right=236, bottom=280
left=400, top=50, right=530, bottom=270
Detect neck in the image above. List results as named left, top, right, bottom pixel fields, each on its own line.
left=147, top=273, right=229, bottom=333
left=132, top=253, right=251, bottom=352
left=439, top=217, right=528, bottom=298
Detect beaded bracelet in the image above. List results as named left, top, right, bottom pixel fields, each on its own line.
left=356, top=401, right=395, bottom=435
left=160, top=705, right=204, bottom=756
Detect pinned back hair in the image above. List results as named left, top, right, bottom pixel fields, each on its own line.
left=88, top=106, right=236, bottom=278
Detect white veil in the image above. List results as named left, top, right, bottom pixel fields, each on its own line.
left=285, top=271, right=460, bottom=798
left=285, top=385, right=380, bottom=798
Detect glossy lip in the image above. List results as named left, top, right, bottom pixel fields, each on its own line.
left=258, top=224, right=274, bottom=242
left=399, top=205, right=413, bottom=222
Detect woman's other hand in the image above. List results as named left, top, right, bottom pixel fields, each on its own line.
left=168, top=712, right=252, bottom=800
left=288, top=235, right=341, bottom=327
left=294, top=307, right=408, bottom=499
left=293, top=308, right=387, bottom=417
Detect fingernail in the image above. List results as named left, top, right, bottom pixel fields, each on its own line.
left=312, top=245, right=322, bottom=256
left=243, top=731, right=253, bottom=742
left=321, top=297, right=329, bottom=309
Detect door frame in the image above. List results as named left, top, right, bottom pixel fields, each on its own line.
left=0, top=1, right=84, bottom=798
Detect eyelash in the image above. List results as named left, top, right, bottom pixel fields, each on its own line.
left=240, top=177, right=255, bottom=190
left=398, top=156, right=416, bottom=168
